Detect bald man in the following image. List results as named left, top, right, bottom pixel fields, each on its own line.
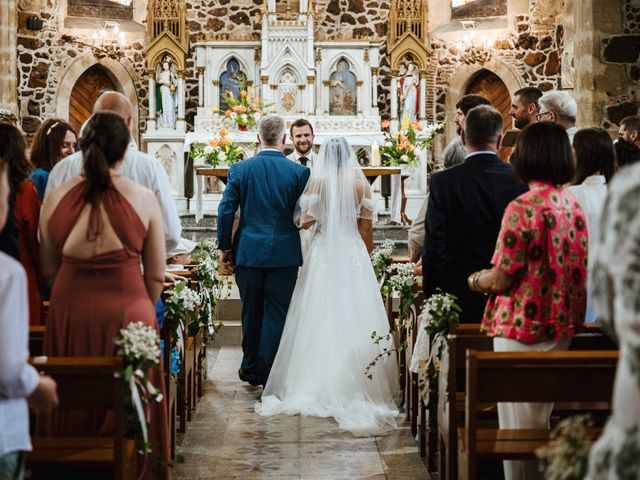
left=45, top=92, right=181, bottom=252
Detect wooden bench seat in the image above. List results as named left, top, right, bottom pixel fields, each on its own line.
left=30, top=437, right=136, bottom=468
left=458, top=350, right=618, bottom=480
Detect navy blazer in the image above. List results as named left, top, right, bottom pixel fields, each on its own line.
left=422, top=152, right=527, bottom=323
left=217, top=150, right=311, bottom=268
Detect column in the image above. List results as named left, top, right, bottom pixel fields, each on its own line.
left=390, top=75, right=398, bottom=120
left=212, top=80, right=220, bottom=111
left=177, top=74, right=186, bottom=131
left=0, top=0, right=18, bottom=114
left=322, top=80, right=330, bottom=115
left=197, top=67, right=204, bottom=107
left=419, top=71, right=427, bottom=120
left=260, top=76, right=269, bottom=106
left=307, top=76, right=315, bottom=115
left=147, top=73, right=156, bottom=129
left=371, top=67, right=379, bottom=109
left=356, top=80, right=364, bottom=115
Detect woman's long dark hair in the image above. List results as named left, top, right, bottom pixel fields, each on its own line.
left=0, top=123, right=31, bottom=192
left=572, top=128, right=617, bottom=184
left=79, top=113, right=130, bottom=241
left=30, top=118, right=78, bottom=171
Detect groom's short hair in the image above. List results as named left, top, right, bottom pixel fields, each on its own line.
left=259, top=115, right=286, bottom=147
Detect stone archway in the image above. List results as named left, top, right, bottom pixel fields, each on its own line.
left=55, top=54, right=141, bottom=142
left=443, top=58, right=524, bottom=144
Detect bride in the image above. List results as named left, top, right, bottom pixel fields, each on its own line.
left=255, top=136, right=400, bottom=436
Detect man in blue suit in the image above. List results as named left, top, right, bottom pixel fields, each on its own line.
left=217, top=115, right=311, bottom=386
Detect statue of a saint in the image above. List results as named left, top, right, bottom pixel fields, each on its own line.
left=399, top=59, right=419, bottom=122
left=156, top=56, right=178, bottom=129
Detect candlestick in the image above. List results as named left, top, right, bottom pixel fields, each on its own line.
left=371, top=142, right=381, bottom=166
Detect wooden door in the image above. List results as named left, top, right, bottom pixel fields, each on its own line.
left=69, top=65, right=117, bottom=135
left=465, top=69, right=512, bottom=161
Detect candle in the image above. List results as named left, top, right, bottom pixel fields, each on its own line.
left=371, top=142, right=380, bottom=166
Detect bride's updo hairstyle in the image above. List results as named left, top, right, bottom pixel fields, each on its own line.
left=80, top=112, right=130, bottom=239
left=318, top=136, right=355, bottom=173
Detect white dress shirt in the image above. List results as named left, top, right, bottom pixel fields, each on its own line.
left=0, top=252, right=39, bottom=456
left=45, top=144, right=182, bottom=253
left=286, top=150, right=316, bottom=168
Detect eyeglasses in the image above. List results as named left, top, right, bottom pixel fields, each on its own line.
left=536, top=111, right=553, bottom=121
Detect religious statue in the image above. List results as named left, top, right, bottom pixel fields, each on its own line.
left=398, top=58, right=419, bottom=122
left=329, top=59, right=357, bottom=115
left=156, top=56, right=178, bottom=129
left=219, top=58, right=246, bottom=111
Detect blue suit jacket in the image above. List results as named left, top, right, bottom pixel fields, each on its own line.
left=217, top=150, right=311, bottom=267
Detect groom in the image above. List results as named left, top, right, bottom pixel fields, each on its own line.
left=217, top=115, right=311, bottom=387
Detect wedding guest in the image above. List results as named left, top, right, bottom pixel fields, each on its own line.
left=616, top=114, right=640, bottom=168
left=453, top=94, right=492, bottom=136
left=422, top=105, right=526, bottom=322
left=408, top=137, right=466, bottom=265
left=509, top=86, right=542, bottom=129
left=45, top=92, right=181, bottom=253
left=537, top=90, right=578, bottom=142
left=29, top=119, right=77, bottom=201
left=167, top=237, right=197, bottom=265
left=286, top=118, right=316, bottom=167
left=568, top=128, right=616, bottom=323
left=586, top=151, right=640, bottom=480
left=470, top=121, right=587, bottom=480
left=0, top=123, right=44, bottom=325
left=0, top=158, right=58, bottom=480
left=39, top=113, right=170, bottom=479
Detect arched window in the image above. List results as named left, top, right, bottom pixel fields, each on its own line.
left=219, top=58, right=247, bottom=112
left=329, top=59, right=357, bottom=116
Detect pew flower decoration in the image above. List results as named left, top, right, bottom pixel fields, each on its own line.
left=218, top=86, right=271, bottom=130
left=380, top=116, right=443, bottom=167
left=370, top=239, right=395, bottom=297
left=114, top=321, right=163, bottom=455
left=366, top=261, right=418, bottom=379
left=192, top=238, right=233, bottom=336
left=190, top=128, right=245, bottom=168
left=536, top=415, right=594, bottom=480
left=410, top=291, right=461, bottom=409
left=164, top=281, right=201, bottom=357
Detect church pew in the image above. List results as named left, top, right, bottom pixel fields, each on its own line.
left=161, top=307, right=178, bottom=459
left=438, top=326, right=618, bottom=480
left=458, top=350, right=618, bottom=480
left=29, top=325, right=46, bottom=357
left=27, top=357, right=137, bottom=480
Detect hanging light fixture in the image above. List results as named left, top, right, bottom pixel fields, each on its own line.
left=62, top=21, right=126, bottom=61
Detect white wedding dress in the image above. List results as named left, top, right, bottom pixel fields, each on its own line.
left=255, top=137, right=400, bottom=436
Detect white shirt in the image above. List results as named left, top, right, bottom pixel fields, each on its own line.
left=45, top=144, right=182, bottom=253
left=0, top=252, right=39, bottom=455
left=286, top=150, right=316, bottom=167
left=566, top=126, right=578, bottom=144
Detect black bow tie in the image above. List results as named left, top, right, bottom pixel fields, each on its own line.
left=299, top=156, right=309, bottom=166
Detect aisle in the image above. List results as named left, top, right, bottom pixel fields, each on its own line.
left=174, top=346, right=430, bottom=479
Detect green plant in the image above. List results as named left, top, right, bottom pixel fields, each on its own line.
left=190, top=127, right=245, bottom=167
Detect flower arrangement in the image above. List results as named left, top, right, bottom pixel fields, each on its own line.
left=164, top=281, right=201, bottom=358
left=114, top=321, right=163, bottom=455
left=380, top=116, right=443, bottom=167
left=370, top=239, right=395, bottom=296
left=190, top=128, right=245, bottom=168
left=218, top=86, right=270, bottom=130
left=192, top=238, right=233, bottom=336
left=536, top=415, right=594, bottom=480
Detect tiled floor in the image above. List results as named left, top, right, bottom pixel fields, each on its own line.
left=174, top=346, right=430, bottom=479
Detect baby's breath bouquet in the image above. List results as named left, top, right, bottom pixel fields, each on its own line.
left=114, top=321, right=163, bottom=454
left=370, top=239, right=395, bottom=297
left=536, top=415, right=594, bottom=480
left=164, top=281, right=201, bottom=350
left=192, top=238, right=233, bottom=335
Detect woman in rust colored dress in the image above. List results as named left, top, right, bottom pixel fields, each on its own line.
left=0, top=123, right=44, bottom=325
left=39, top=113, right=170, bottom=480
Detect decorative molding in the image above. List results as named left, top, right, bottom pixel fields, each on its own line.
left=212, top=80, right=220, bottom=86
left=371, top=67, right=379, bottom=75
left=298, top=84, right=305, bottom=90
left=356, top=80, right=364, bottom=86
left=322, top=80, right=330, bottom=86
left=459, top=47, right=492, bottom=65
left=254, top=47, right=261, bottom=62
left=315, top=118, right=380, bottom=131
left=307, top=76, right=316, bottom=84
left=363, top=47, right=369, bottom=62
left=260, top=75, right=269, bottom=84
left=315, top=48, right=322, bottom=63
left=196, top=66, right=205, bottom=75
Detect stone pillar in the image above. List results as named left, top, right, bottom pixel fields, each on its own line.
left=573, top=0, right=626, bottom=128
left=0, top=0, right=18, bottom=114
left=419, top=71, right=427, bottom=120
left=371, top=67, right=378, bottom=108
left=147, top=73, right=156, bottom=129
left=197, top=67, right=204, bottom=107
left=321, top=80, right=330, bottom=115
left=390, top=75, right=398, bottom=120
left=356, top=80, right=363, bottom=114
left=176, top=74, right=186, bottom=131
left=212, top=80, right=220, bottom=111
left=260, top=76, right=269, bottom=108
left=307, top=76, right=315, bottom=115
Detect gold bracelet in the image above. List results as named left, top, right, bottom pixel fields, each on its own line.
left=473, top=271, right=481, bottom=292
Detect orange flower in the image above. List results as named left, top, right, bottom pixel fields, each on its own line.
left=210, top=139, right=219, bottom=148
left=410, top=120, right=420, bottom=129
left=232, top=105, right=240, bottom=112
left=225, top=110, right=232, bottom=117
left=240, top=90, right=247, bottom=97
left=398, top=143, right=410, bottom=150
left=220, top=138, right=228, bottom=147
left=381, top=120, right=391, bottom=129
left=250, top=103, right=257, bottom=110
left=219, top=128, right=228, bottom=137
left=400, top=135, right=409, bottom=143
left=239, top=105, right=247, bottom=113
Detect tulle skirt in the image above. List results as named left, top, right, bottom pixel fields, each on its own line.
left=256, top=231, right=400, bottom=436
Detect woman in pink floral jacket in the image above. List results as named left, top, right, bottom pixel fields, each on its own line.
left=469, top=121, right=588, bottom=480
